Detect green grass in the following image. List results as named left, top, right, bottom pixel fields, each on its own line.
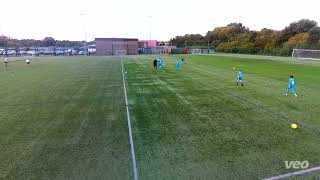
left=0, top=54, right=319, bottom=179
left=124, top=54, right=320, bottom=179
left=0, top=57, right=132, bottom=179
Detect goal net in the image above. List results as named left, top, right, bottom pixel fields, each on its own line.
left=115, top=50, right=127, bottom=56
left=192, top=49, right=202, bottom=54
left=292, top=49, right=320, bottom=60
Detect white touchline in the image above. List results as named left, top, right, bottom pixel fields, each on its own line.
left=263, top=166, right=320, bottom=180
left=121, top=58, right=138, bottom=180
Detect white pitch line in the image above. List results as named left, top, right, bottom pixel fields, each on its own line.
left=263, top=166, right=320, bottom=180
left=121, top=58, right=138, bottom=180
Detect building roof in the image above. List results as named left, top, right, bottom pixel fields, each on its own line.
left=95, top=38, right=138, bottom=41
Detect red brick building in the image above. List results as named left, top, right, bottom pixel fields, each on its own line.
left=95, top=38, right=139, bottom=56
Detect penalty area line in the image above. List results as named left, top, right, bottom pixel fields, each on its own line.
left=121, top=58, right=138, bottom=180
left=263, top=166, right=320, bottom=180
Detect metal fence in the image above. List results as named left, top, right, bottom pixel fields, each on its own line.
left=138, top=47, right=214, bottom=55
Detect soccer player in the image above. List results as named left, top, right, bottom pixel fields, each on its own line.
left=175, top=59, right=180, bottom=71
left=3, top=57, right=8, bottom=69
left=182, top=58, right=186, bottom=64
left=285, top=75, right=298, bottom=97
left=153, top=59, right=158, bottom=70
left=26, top=58, right=31, bottom=64
left=236, top=70, right=244, bottom=86
left=158, top=57, right=163, bottom=69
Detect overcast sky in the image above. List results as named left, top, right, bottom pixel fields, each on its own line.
left=0, top=0, right=319, bottom=41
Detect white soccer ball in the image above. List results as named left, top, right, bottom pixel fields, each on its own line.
left=233, top=67, right=235, bottom=70
left=125, top=71, right=127, bottom=74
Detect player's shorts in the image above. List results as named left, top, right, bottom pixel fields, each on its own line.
left=238, top=77, right=242, bottom=80
left=288, top=85, right=295, bottom=90
left=4, top=62, right=8, bottom=64
left=27, top=62, right=30, bottom=64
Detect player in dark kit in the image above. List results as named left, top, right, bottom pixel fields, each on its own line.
left=153, top=59, right=158, bottom=70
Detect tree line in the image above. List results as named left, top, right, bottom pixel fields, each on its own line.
left=0, top=36, right=94, bottom=50
left=169, top=19, right=320, bottom=56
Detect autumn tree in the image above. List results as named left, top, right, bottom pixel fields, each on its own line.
left=307, top=27, right=320, bottom=47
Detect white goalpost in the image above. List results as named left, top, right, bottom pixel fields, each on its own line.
left=292, top=49, right=320, bottom=60
left=192, top=49, right=202, bottom=54
left=115, top=50, right=127, bottom=56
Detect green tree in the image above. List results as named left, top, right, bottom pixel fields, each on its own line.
left=254, top=28, right=279, bottom=48
left=283, top=33, right=308, bottom=48
left=42, top=37, right=56, bottom=47
left=307, top=27, right=320, bottom=47
left=280, top=19, right=317, bottom=44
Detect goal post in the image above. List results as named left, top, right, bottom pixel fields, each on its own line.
left=292, top=49, right=320, bottom=60
left=192, top=49, right=202, bottom=54
left=115, top=50, right=127, bottom=56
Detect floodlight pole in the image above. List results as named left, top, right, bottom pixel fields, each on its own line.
left=207, top=39, right=209, bottom=54
left=80, top=13, right=88, bottom=56
left=0, top=24, right=2, bottom=36
left=147, top=16, right=152, bottom=53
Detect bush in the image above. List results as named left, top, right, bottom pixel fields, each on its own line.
left=215, top=48, right=294, bottom=57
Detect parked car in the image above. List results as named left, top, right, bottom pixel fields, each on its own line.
left=6, top=50, right=16, bottom=55
left=19, top=51, right=28, bottom=56
left=38, top=50, right=45, bottom=55
left=78, top=51, right=84, bottom=55
left=1, top=50, right=7, bottom=55
left=71, top=50, right=78, bottom=55
left=55, top=50, right=64, bottom=56
left=27, top=50, right=39, bottom=56
left=44, top=50, right=55, bottom=55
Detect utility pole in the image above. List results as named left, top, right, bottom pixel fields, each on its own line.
left=207, top=18, right=214, bottom=54
left=0, top=24, right=3, bottom=36
left=147, top=16, right=152, bottom=54
left=207, top=38, right=210, bottom=54
left=80, top=13, right=88, bottom=56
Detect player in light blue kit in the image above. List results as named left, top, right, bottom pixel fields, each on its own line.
left=175, top=59, right=180, bottom=71
left=285, top=75, right=298, bottom=97
left=236, top=70, right=244, bottom=86
left=158, top=57, right=163, bottom=69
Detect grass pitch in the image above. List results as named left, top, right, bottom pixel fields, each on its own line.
left=124, top=54, right=320, bottom=179
left=0, top=57, right=132, bottom=179
left=0, top=54, right=319, bottom=179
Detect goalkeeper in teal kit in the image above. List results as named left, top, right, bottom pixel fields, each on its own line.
left=285, top=75, right=298, bottom=97
left=236, top=70, right=244, bottom=86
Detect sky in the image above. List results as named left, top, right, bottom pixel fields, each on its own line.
left=0, top=0, right=319, bottom=41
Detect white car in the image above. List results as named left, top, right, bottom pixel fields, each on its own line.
left=27, top=50, right=38, bottom=56
left=78, top=51, right=84, bottom=55
left=6, top=50, right=16, bottom=55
